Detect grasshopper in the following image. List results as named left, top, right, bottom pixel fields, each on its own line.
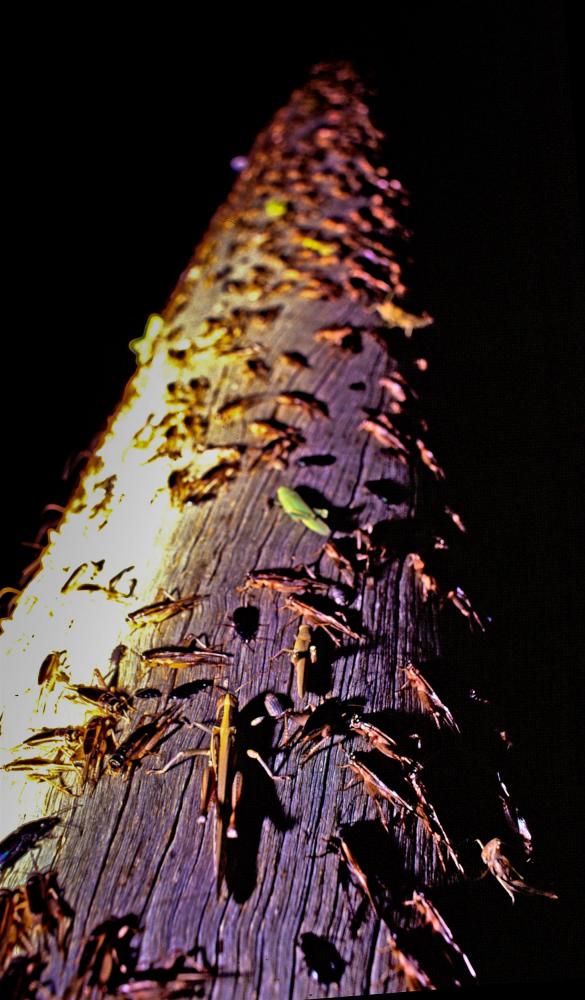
left=150, top=690, right=286, bottom=894
left=398, top=664, right=460, bottom=733
left=276, top=486, right=330, bottom=536
left=140, top=634, right=232, bottom=670
left=477, top=838, right=558, bottom=903
left=108, top=707, right=182, bottom=776
left=20, top=871, right=74, bottom=958
left=341, top=750, right=415, bottom=829
left=271, top=621, right=318, bottom=698
left=348, top=715, right=416, bottom=767
left=283, top=594, right=363, bottom=646
left=403, top=891, right=476, bottom=979
left=127, top=591, right=205, bottom=628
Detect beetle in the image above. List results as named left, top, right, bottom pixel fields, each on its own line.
left=0, top=817, right=61, bottom=874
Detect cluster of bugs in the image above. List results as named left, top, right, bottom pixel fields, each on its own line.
left=0, top=62, right=557, bottom=997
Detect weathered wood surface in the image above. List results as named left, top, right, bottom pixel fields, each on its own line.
left=0, top=63, right=504, bottom=997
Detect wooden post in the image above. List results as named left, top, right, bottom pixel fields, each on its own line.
left=1, top=62, right=510, bottom=996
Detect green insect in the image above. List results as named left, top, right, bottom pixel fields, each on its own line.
left=276, top=487, right=330, bottom=536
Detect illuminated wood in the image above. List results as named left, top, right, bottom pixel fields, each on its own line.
left=1, top=62, right=491, bottom=996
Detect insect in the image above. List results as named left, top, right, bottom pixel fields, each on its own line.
left=375, top=299, right=433, bottom=338
left=444, top=587, right=486, bottom=632
left=108, top=707, right=182, bottom=776
left=398, top=664, right=460, bottom=733
left=65, top=672, right=133, bottom=718
left=151, top=690, right=285, bottom=894
left=127, top=591, right=205, bottom=628
left=14, top=725, right=86, bottom=753
left=0, top=954, right=47, bottom=1000
left=415, top=438, right=445, bottom=480
left=141, top=636, right=231, bottom=670
left=314, top=324, right=354, bottom=345
left=79, top=714, right=119, bottom=788
left=359, top=412, right=410, bottom=457
left=275, top=391, right=329, bottom=419
left=348, top=715, right=415, bottom=766
left=403, top=891, right=476, bottom=979
left=72, top=914, right=141, bottom=999
left=384, top=933, right=436, bottom=991
left=477, top=838, right=558, bottom=903
left=37, top=650, right=69, bottom=691
left=2, top=756, right=81, bottom=797
left=0, top=817, right=61, bottom=874
left=114, top=950, right=218, bottom=997
left=497, top=772, right=533, bottom=857
left=283, top=594, right=363, bottom=646
left=341, top=750, right=415, bottom=829
left=240, top=568, right=346, bottom=605
left=324, top=827, right=387, bottom=922
left=23, top=870, right=74, bottom=957
left=279, top=350, right=310, bottom=370
left=271, top=622, right=318, bottom=698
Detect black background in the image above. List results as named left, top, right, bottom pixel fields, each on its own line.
left=3, top=3, right=583, bottom=991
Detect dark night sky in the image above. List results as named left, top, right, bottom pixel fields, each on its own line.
left=3, top=4, right=583, bottom=990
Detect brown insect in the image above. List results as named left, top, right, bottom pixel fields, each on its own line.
left=477, top=838, right=558, bottom=903
left=140, top=634, right=231, bottom=670
left=415, top=438, right=446, bottom=480
left=341, top=750, right=415, bottom=829
left=384, top=934, right=436, bottom=991
left=375, top=300, right=433, bottom=337
left=22, top=871, right=74, bottom=958
left=348, top=715, right=416, bottom=766
left=398, top=664, right=460, bottom=733
left=404, top=891, right=476, bottom=979
left=72, top=914, right=141, bottom=999
left=314, top=325, right=354, bottom=345
left=444, top=587, right=486, bottom=632
left=359, top=413, right=410, bottom=457
left=127, top=591, right=205, bottom=628
left=275, top=391, right=329, bottom=419
left=108, top=707, right=182, bottom=776
left=65, top=671, right=133, bottom=718
left=283, top=594, right=363, bottom=646
left=271, top=621, right=318, bottom=698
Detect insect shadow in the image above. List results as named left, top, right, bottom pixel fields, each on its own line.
left=293, top=486, right=365, bottom=534
left=225, top=693, right=295, bottom=904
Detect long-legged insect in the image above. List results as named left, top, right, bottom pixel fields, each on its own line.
left=398, top=664, right=460, bottom=733
left=348, top=715, right=416, bottom=767
left=341, top=750, right=415, bottom=829
left=283, top=594, right=363, bottom=646
left=403, top=891, right=476, bottom=979
left=65, top=671, right=132, bottom=718
left=127, top=591, right=205, bottom=628
left=150, top=691, right=285, bottom=894
left=477, top=838, right=558, bottom=903
left=108, top=707, right=183, bottom=777
left=270, top=621, right=318, bottom=698
left=140, top=634, right=231, bottom=671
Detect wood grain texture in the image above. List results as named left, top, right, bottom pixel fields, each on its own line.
left=1, top=63, right=499, bottom=997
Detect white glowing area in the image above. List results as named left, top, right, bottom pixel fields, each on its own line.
left=0, top=303, right=230, bottom=839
